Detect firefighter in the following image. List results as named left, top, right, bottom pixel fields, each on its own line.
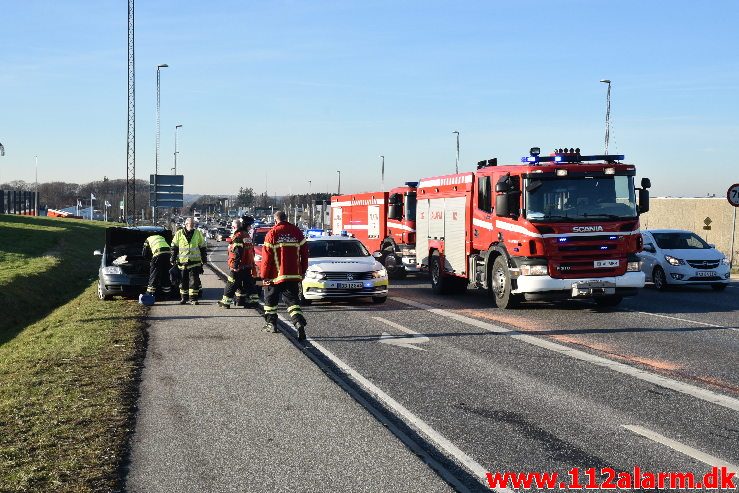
left=218, top=218, right=259, bottom=308
left=260, top=210, right=308, bottom=341
left=171, top=217, right=207, bottom=305
left=142, top=232, right=172, bottom=300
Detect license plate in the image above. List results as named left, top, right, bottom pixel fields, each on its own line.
left=695, top=271, right=717, bottom=277
left=336, top=282, right=364, bottom=289
left=594, top=259, right=619, bottom=268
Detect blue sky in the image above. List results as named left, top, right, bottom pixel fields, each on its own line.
left=1, top=0, right=738, bottom=197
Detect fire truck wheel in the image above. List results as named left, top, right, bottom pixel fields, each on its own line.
left=383, top=245, right=407, bottom=279
left=593, top=295, right=623, bottom=308
left=491, top=256, right=521, bottom=309
left=429, top=252, right=449, bottom=295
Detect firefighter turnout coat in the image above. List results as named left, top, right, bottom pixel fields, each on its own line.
left=227, top=230, right=257, bottom=275
left=260, top=221, right=308, bottom=284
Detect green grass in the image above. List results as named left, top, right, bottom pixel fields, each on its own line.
left=0, top=215, right=146, bottom=492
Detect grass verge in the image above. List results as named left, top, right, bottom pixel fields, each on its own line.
left=0, top=215, right=146, bottom=492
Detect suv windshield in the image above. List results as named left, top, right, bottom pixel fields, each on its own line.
left=308, top=240, right=370, bottom=257
left=404, top=192, right=417, bottom=221
left=652, top=232, right=711, bottom=250
left=525, top=175, right=637, bottom=221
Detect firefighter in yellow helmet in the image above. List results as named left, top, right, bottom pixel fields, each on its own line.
left=171, top=217, right=207, bottom=304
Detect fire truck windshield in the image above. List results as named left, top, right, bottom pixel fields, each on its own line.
left=524, top=175, right=637, bottom=222
left=404, top=192, right=417, bottom=221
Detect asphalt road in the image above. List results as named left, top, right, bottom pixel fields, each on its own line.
left=207, top=239, right=739, bottom=491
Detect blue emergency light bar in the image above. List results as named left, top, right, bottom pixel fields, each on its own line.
left=521, top=154, right=625, bottom=164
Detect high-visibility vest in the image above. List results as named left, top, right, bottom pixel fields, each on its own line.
left=172, top=229, right=206, bottom=266
left=144, top=235, right=170, bottom=257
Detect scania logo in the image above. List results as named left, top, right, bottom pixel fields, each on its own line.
left=572, top=225, right=604, bottom=233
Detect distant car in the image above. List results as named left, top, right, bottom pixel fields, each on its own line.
left=207, top=228, right=219, bottom=239
left=638, top=229, right=731, bottom=291
left=301, top=235, right=388, bottom=304
left=216, top=228, right=231, bottom=241
left=251, top=226, right=272, bottom=275
left=95, top=226, right=175, bottom=300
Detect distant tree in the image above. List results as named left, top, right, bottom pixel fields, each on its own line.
left=235, top=187, right=255, bottom=207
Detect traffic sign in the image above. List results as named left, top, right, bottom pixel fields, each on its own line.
left=150, top=174, right=184, bottom=208
left=727, top=183, right=739, bottom=207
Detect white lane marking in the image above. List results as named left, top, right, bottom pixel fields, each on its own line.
left=271, top=312, right=511, bottom=493
left=625, top=309, right=739, bottom=332
left=622, top=425, right=739, bottom=474
left=374, top=316, right=430, bottom=350
left=392, top=296, right=739, bottom=412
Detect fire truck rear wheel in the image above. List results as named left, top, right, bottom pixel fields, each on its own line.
left=491, top=256, right=521, bottom=309
left=429, top=252, right=448, bottom=295
left=383, top=245, right=407, bottom=279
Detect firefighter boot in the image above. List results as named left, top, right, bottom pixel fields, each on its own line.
left=296, top=322, right=306, bottom=341
left=179, top=296, right=188, bottom=305
left=217, top=297, right=231, bottom=309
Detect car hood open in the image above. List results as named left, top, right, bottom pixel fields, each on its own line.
left=106, top=227, right=173, bottom=247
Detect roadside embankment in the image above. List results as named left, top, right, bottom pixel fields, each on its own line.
left=0, top=215, right=146, bottom=492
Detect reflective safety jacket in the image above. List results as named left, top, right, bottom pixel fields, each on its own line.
left=260, top=221, right=308, bottom=284
left=171, top=228, right=207, bottom=268
left=142, top=234, right=171, bottom=258
left=227, top=229, right=256, bottom=274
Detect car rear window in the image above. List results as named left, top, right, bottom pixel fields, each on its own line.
left=252, top=231, right=267, bottom=245
left=308, top=240, right=370, bottom=258
left=652, top=232, right=710, bottom=250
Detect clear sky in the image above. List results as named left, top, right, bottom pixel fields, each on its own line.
left=1, top=0, right=737, bottom=198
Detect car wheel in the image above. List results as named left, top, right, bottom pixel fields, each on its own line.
left=372, top=296, right=387, bottom=304
left=98, top=281, right=112, bottom=301
left=711, top=284, right=727, bottom=292
left=652, top=266, right=668, bottom=291
left=429, top=251, right=448, bottom=295
left=490, top=256, right=521, bottom=309
left=594, top=295, right=623, bottom=308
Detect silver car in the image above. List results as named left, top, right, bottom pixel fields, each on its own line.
left=638, top=229, right=730, bottom=291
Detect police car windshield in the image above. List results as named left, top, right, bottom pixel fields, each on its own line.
left=308, top=240, right=370, bottom=258
left=525, top=175, right=637, bottom=222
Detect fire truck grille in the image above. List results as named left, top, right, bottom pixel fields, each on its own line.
left=322, top=272, right=375, bottom=281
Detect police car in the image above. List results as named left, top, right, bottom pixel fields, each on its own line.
left=302, top=232, right=389, bottom=303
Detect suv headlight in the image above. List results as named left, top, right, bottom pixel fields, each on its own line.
left=102, top=266, right=123, bottom=275
left=305, top=270, right=325, bottom=280
left=664, top=255, right=685, bottom=266
left=372, top=268, right=387, bottom=278
left=520, top=264, right=548, bottom=276
left=627, top=261, right=641, bottom=272
left=720, top=257, right=731, bottom=266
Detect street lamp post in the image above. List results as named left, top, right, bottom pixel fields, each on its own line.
left=308, top=180, right=312, bottom=227
left=337, top=170, right=341, bottom=195
left=379, top=155, right=384, bottom=190
left=600, top=79, right=611, bottom=154
left=154, top=63, right=168, bottom=222
left=173, top=124, right=182, bottom=174
left=34, top=155, right=38, bottom=216
left=452, top=131, right=460, bottom=173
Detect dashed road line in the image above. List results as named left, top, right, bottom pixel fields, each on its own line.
left=392, top=296, right=739, bottom=412
left=622, top=425, right=738, bottom=474
left=624, top=309, right=738, bottom=332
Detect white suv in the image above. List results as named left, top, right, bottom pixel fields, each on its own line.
left=638, top=229, right=730, bottom=291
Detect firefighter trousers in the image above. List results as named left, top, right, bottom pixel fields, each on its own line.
left=179, top=265, right=202, bottom=300
left=221, top=269, right=259, bottom=305
left=147, top=255, right=172, bottom=295
left=263, top=282, right=306, bottom=327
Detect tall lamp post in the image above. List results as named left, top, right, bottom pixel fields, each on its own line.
left=337, top=170, right=341, bottom=195
left=154, top=63, right=168, bottom=222
left=34, top=155, right=38, bottom=216
left=600, top=79, right=611, bottom=154
left=308, top=180, right=312, bottom=227
left=379, top=155, right=384, bottom=190
left=452, top=131, right=460, bottom=173
left=173, top=124, right=182, bottom=174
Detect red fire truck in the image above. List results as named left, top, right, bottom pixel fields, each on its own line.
left=416, top=148, right=651, bottom=308
left=331, top=182, right=418, bottom=278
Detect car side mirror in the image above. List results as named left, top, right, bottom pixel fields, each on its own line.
left=372, top=251, right=384, bottom=259
left=94, top=250, right=103, bottom=256
left=638, top=188, right=650, bottom=214
left=642, top=244, right=655, bottom=253
left=708, top=243, right=716, bottom=249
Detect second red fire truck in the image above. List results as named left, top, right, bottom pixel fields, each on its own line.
left=415, top=148, right=651, bottom=308
left=331, top=182, right=418, bottom=278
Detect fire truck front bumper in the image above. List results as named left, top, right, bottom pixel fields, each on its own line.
left=513, top=272, right=645, bottom=300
